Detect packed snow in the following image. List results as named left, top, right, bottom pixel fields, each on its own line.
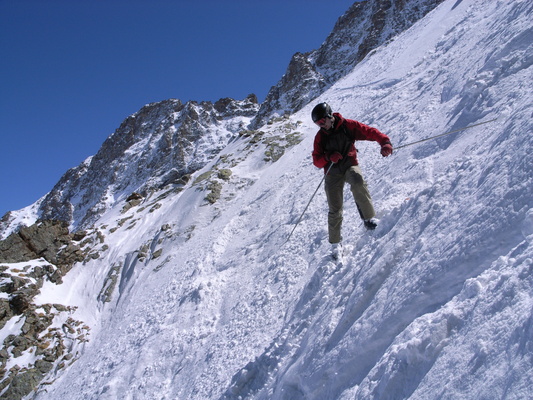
left=1, top=0, right=531, bottom=398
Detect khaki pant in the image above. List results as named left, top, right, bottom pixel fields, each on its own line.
left=324, top=166, right=375, bottom=244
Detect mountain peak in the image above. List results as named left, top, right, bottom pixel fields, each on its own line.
left=0, top=0, right=531, bottom=398
left=250, top=0, right=446, bottom=128
left=0, top=95, right=259, bottom=234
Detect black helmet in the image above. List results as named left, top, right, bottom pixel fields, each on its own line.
left=311, top=102, right=332, bottom=122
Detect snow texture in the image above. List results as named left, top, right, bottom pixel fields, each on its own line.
left=1, top=0, right=531, bottom=398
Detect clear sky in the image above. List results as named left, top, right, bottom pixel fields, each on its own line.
left=0, top=0, right=356, bottom=217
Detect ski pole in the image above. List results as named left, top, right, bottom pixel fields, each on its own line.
left=285, top=162, right=334, bottom=244
left=395, top=118, right=497, bottom=150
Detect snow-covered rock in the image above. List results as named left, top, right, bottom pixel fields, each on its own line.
left=0, top=0, right=531, bottom=399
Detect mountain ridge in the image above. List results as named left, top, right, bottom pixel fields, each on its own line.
left=0, top=0, right=446, bottom=238
left=0, top=0, right=531, bottom=399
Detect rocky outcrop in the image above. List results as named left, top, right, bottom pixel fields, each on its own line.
left=214, top=93, right=259, bottom=117
left=0, top=220, right=90, bottom=399
left=251, top=0, right=446, bottom=127
left=35, top=95, right=259, bottom=231
left=252, top=52, right=329, bottom=125
left=0, top=1, right=446, bottom=237
left=0, top=220, right=84, bottom=272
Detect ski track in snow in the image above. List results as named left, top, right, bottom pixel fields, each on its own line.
left=2, top=0, right=529, bottom=399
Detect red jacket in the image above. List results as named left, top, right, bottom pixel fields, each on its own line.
left=312, top=113, right=391, bottom=174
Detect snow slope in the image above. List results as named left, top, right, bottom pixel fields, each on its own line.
left=9, top=0, right=531, bottom=398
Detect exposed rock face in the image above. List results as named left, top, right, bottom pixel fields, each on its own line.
left=0, top=220, right=84, bottom=270
left=36, top=95, right=259, bottom=230
left=251, top=0, right=446, bottom=127
left=0, top=1, right=446, bottom=238
left=0, top=220, right=86, bottom=327
left=214, top=94, right=259, bottom=117
left=0, top=220, right=90, bottom=400
left=0, top=1, right=471, bottom=398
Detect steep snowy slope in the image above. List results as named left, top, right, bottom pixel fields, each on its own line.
left=3, top=0, right=531, bottom=398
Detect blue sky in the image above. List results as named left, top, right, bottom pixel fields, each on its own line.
left=0, top=0, right=356, bottom=217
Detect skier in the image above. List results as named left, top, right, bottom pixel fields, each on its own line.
left=311, top=102, right=393, bottom=259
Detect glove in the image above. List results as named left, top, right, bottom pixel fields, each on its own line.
left=328, top=152, right=343, bottom=163
left=381, top=142, right=393, bottom=157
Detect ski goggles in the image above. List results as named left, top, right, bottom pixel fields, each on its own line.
left=314, top=117, right=327, bottom=126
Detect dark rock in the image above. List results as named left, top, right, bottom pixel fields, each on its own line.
left=126, top=192, right=143, bottom=202
left=72, top=230, right=88, bottom=241
left=34, top=360, right=53, bottom=374
left=251, top=0, right=446, bottom=128
left=9, top=294, right=31, bottom=315
left=31, top=95, right=259, bottom=231
left=0, top=368, right=44, bottom=400
left=0, top=300, right=12, bottom=329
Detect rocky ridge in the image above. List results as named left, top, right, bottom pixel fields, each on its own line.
left=0, top=1, right=453, bottom=398
left=0, top=221, right=93, bottom=399
left=250, top=0, right=446, bottom=128
left=0, top=1, right=447, bottom=238
left=38, top=94, right=259, bottom=231
left=0, top=111, right=307, bottom=398
left=0, top=95, right=259, bottom=236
